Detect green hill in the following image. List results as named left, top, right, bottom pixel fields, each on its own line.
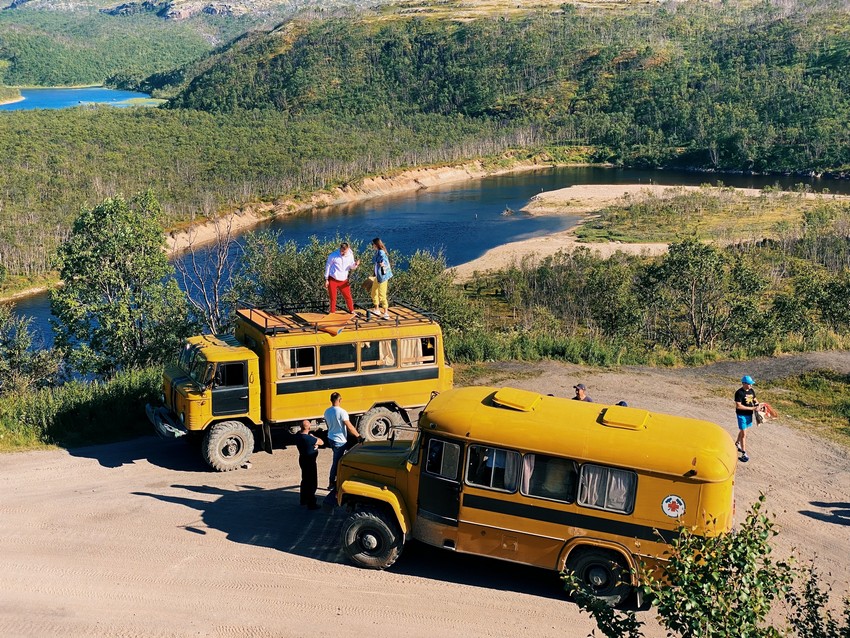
left=160, top=5, right=850, bottom=173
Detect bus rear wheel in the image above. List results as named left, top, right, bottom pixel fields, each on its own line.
left=566, top=549, right=632, bottom=607
left=341, top=507, right=402, bottom=569
left=202, top=421, right=254, bottom=472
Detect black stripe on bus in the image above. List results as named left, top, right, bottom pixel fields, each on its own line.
left=462, top=493, right=678, bottom=544
left=276, top=367, right=440, bottom=395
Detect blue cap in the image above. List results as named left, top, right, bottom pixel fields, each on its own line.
left=741, top=375, right=755, bottom=385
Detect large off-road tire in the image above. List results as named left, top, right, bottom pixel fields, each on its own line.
left=341, top=506, right=403, bottom=569
left=202, top=421, right=255, bottom=472
left=566, top=549, right=633, bottom=607
left=357, top=407, right=402, bottom=441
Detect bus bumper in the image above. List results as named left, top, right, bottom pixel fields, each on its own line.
left=146, top=404, right=187, bottom=439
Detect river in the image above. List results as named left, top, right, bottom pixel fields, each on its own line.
left=0, top=86, right=157, bottom=111
left=10, top=166, right=850, bottom=346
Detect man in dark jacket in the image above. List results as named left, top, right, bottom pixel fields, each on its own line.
left=294, top=420, right=323, bottom=510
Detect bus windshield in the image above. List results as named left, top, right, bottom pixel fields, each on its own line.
left=187, top=352, right=212, bottom=387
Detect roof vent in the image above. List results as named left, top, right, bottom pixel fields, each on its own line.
left=601, top=405, right=649, bottom=430
left=492, top=388, right=542, bottom=412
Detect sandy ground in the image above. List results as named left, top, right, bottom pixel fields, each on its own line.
left=1, top=353, right=849, bottom=638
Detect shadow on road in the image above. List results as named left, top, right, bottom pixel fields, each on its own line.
left=800, top=501, right=850, bottom=527
left=67, top=432, right=295, bottom=472
left=133, top=482, right=567, bottom=601
left=68, top=435, right=210, bottom=471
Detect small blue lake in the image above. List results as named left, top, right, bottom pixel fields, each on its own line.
left=0, top=86, right=155, bottom=111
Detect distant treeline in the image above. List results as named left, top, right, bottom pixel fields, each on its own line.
left=0, top=9, right=253, bottom=86
left=3, top=1, right=850, bottom=283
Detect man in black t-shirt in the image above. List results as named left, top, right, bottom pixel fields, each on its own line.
left=294, top=420, right=324, bottom=510
left=734, top=375, right=759, bottom=463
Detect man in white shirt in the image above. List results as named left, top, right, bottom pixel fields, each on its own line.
left=324, top=242, right=359, bottom=313
left=324, top=392, right=361, bottom=490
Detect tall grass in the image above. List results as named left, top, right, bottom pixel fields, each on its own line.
left=0, top=367, right=160, bottom=451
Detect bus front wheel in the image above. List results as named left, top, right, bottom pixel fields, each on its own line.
left=566, top=549, right=632, bottom=607
left=341, top=507, right=402, bottom=569
left=202, top=421, right=254, bottom=472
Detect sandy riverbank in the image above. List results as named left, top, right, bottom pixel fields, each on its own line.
left=166, top=159, right=556, bottom=253
left=450, top=183, right=850, bottom=282
left=0, top=95, right=24, bottom=106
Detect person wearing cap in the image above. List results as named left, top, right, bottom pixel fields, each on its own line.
left=734, top=375, right=759, bottom=462
left=572, top=383, right=593, bottom=402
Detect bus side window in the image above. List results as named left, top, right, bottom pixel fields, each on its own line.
left=216, top=362, right=246, bottom=387
left=466, top=445, right=519, bottom=492
left=520, top=454, right=577, bottom=503
left=360, top=340, right=397, bottom=370
left=577, top=464, right=637, bottom=514
left=319, top=343, right=357, bottom=375
left=425, top=439, right=460, bottom=480
left=400, top=337, right=436, bottom=367
left=277, top=347, right=316, bottom=378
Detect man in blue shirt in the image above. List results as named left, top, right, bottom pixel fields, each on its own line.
left=324, top=392, right=361, bottom=490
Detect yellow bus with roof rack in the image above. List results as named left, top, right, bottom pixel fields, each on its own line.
left=146, top=303, right=453, bottom=471
left=335, top=385, right=737, bottom=606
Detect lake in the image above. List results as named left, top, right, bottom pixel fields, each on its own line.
left=10, top=165, right=850, bottom=346
left=0, top=86, right=156, bottom=111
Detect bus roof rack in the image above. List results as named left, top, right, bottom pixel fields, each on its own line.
left=235, top=300, right=439, bottom=335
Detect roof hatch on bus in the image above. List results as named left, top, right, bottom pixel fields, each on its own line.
left=602, top=405, right=649, bottom=430
left=492, top=388, right=542, bottom=412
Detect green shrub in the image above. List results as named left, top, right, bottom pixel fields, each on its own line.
left=563, top=495, right=849, bottom=638
left=0, top=367, right=160, bottom=450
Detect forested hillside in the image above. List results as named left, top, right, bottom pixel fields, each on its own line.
left=0, top=10, right=226, bottom=86
left=2, top=0, right=850, bottom=288
left=164, top=3, right=850, bottom=172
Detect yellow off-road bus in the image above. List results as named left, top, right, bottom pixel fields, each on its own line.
left=335, top=386, right=737, bottom=606
left=146, top=304, right=453, bottom=471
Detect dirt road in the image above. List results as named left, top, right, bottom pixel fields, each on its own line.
left=1, top=354, right=848, bottom=637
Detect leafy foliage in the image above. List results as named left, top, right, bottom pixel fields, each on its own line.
left=231, top=233, right=363, bottom=311
left=564, top=495, right=849, bottom=638
left=786, top=563, right=850, bottom=638
left=644, top=495, right=792, bottom=637
left=50, top=192, right=192, bottom=375
left=230, top=232, right=481, bottom=336
left=0, top=365, right=160, bottom=449
left=0, top=9, right=242, bottom=86
left=0, top=302, right=61, bottom=395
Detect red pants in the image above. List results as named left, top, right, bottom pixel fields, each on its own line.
left=328, top=278, right=354, bottom=313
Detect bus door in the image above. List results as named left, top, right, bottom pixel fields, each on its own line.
left=211, top=361, right=249, bottom=416
left=413, top=435, right=463, bottom=550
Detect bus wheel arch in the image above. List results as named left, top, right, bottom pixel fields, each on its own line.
left=341, top=505, right=403, bottom=569
left=564, top=545, right=634, bottom=607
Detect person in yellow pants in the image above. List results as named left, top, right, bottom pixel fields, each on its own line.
left=368, top=237, right=393, bottom=320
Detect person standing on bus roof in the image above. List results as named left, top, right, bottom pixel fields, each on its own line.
left=572, top=383, right=593, bottom=402
left=324, top=242, right=359, bottom=314
left=734, top=375, right=759, bottom=463
left=368, top=237, right=393, bottom=321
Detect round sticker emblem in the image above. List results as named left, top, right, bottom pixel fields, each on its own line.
left=662, top=495, right=686, bottom=518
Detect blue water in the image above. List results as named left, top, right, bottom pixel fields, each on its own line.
left=0, top=86, right=154, bottom=111
left=9, top=165, right=850, bottom=346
